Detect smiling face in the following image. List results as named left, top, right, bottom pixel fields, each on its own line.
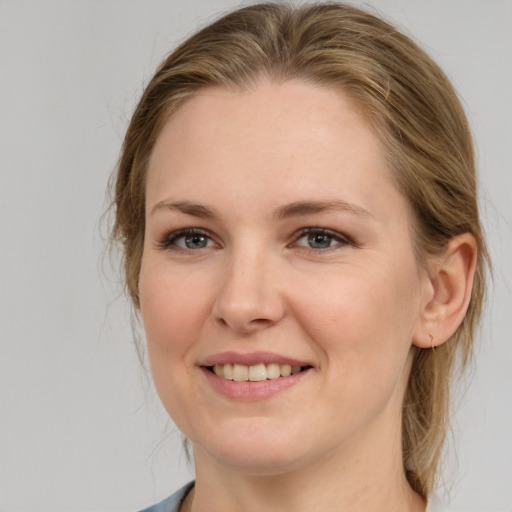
left=139, top=80, right=430, bottom=475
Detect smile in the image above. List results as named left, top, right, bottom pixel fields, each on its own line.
left=209, top=363, right=309, bottom=381
left=200, top=352, right=314, bottom=399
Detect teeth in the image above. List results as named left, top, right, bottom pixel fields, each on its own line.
left=266, top=363, right=280, bottom=379
left=211, top=363, right=306, bottom=381
left=249, top=363, right=267, bottom=381
left=280, top=364, right=291, bottom=377
left=223, top=363, right=234, bottom=380
left=233, top=364, right=249, bottom=381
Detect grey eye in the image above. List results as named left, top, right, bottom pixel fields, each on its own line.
left=184, top=234, right=209, bottom=249
left=307, top=233, right=333, bottom=249
left=294, top=228, right=349, bottom=251
left=161, top=229, right=216, bottom=251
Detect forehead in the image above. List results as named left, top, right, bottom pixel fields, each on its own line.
left=152, top=80, right=382, bottom=158
left=146, top=79, right=403, bottom=222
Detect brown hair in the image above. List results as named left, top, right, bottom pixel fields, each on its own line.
left=111, top=1, right=488, bottom=498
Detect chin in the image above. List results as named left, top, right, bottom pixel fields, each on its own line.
left=207, top=446, right=309, bottom=476
left=192, top=421, right=313, bottom=474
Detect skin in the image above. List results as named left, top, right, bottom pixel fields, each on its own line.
left=139, top=80, right=475, bottom=512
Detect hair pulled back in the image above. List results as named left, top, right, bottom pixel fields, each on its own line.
left=112, top=2, right=488, bottom=497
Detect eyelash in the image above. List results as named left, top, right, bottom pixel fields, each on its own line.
left=292, top=227, right=351, bottom=252
left=157, top=228, right=217, bottom=251
left=157, top=227, right=352, bottom=253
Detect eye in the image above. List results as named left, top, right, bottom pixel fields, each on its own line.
left=159, top=228, right=216, bottom=250
left=180, top=233, right=210, bottom=249
left=293, top=228, right=349, bottom=250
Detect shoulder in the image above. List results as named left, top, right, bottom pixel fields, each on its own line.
left=426, top=493, right=450, bottom=512
left=138, top=482, right=195, bottom=512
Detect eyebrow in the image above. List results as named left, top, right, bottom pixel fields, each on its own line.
left=150, top=199, right=374, bottom=220
left=151, top=200, right=217, bottom=218
left=272, top=200, right=374, bottom=221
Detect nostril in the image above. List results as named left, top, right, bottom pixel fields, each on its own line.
left=214, top=315, right=276, bottom=332
left=216, top=317, right=229, bottom=327
left=250, top=318, right=273, bottom=326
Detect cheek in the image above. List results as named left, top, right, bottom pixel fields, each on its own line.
left=139, top=259, right=214, bottom=361
left=277, top=262, right=421, bottom=442
left=138, top=259, right=217, bottom=430
left=290, top=259, right=421, bottom=369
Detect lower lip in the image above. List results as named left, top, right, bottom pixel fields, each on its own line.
left=200, top=367, right=312, bottom=400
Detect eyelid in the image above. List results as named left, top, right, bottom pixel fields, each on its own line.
left=291, top=227, right=352, bottom=249
left=157, top=227, right=217, bottom=250
left=156, top=226, right=353, bottom=252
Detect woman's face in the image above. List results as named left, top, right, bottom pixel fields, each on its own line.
left=140, top=80, right=430, bottom=474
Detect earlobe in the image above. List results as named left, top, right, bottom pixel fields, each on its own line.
left=413, top=233, right=477, bottom=349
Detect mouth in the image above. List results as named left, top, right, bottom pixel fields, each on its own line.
left=205, top=363, right=313, bottom=382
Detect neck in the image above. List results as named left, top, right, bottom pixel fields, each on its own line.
left=185, top=420, right=425, bottom=512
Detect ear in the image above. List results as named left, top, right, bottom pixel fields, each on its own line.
left=413, top=233, right=478, bottom=349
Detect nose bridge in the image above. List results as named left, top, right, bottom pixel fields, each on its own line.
left=213, top=238, right=284, bottom=331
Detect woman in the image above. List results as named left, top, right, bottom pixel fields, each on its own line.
left=111, top=3, right=488, bottom=511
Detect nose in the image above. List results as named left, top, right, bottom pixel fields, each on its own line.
left=212, top=247, right=285, bottom=333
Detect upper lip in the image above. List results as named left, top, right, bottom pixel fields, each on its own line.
left=200, top=351, right=311, bottom=367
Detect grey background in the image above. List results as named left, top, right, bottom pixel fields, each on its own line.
left=0, top=1, right=510, bottom=511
